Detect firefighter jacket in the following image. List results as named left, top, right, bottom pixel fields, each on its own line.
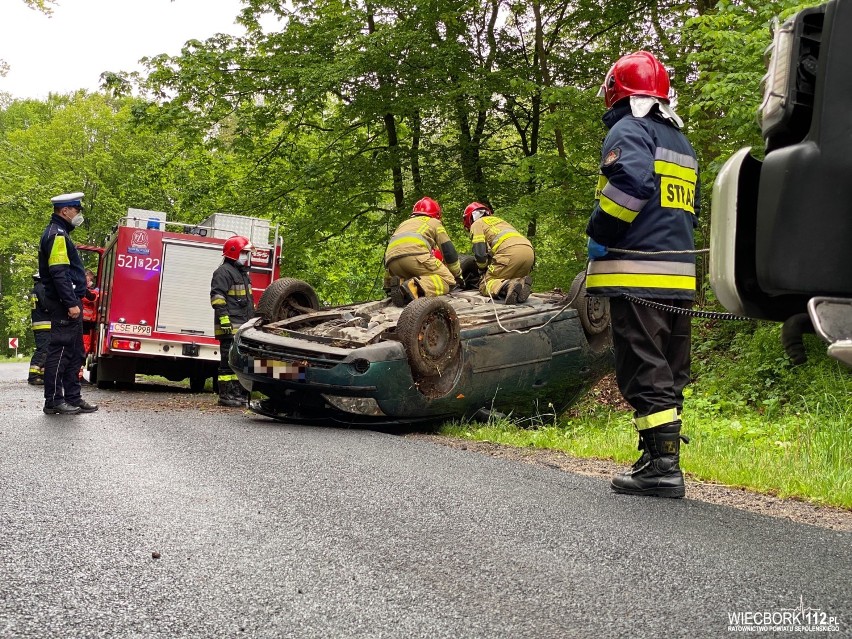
left=585, top=102, right=699, bottom=300
left=210, top=259, right=254, bottom=337
left=30, top=280, right=51, bottom=332
left=38, top=214, right=87, bottom=311
left=384, top=215, right=462, bottom=278
left=469, top=216, right=533, bottom=271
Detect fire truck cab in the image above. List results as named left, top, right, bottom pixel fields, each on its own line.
left=85, top=210, right=282, bottom=390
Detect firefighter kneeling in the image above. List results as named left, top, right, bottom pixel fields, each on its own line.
left=384, top=197, right=464, bottom=306
left=211, top=236, right=254, bottom=407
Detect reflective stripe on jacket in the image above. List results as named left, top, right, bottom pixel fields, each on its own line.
left=585, top=103, right=699, bottom=300
left=210, top=259, right=254, bottom=336
left=384, top=215, right=461, bottom=277
left=469, top=216, right=533, bottom=271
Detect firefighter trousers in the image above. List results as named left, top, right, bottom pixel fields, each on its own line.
left=43, top=313, right=84, bottom=407
left=386, top=253, right=457, bottom=297
left=610, top=296, right=691, bottom=428
left=29, top=329, right=51, bottom=381
left=217, top=336, right=248, bottom=402
left=479, top=244, right=535, bottom=297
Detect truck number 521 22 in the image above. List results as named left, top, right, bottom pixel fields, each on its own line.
left=116, top=254, right=161, bottom=271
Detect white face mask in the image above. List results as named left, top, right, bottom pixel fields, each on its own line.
left=237, top=252, right=250, bottom=266
left=70, top=212, right=85, bottom=227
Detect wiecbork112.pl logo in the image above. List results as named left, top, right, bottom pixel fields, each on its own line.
left=727, top=595, right=841, bottom=633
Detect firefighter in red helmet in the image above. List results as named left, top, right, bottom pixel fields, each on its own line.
left=585, top=51, right=699, bottom=498
left=463, top=202, right=534, bottom=304
left=210, top=235, right=255, bottom=407
left=384, top=197, right=464, bottom=306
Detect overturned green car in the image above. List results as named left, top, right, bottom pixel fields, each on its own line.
left=231, top=271, right=613, bottom=426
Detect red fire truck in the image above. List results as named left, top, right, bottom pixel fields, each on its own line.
left=81, top=211, right=282, bottom=391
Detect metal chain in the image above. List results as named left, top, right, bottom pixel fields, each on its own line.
left=620, top=294, right=756, bottom=321
left=601, top=248, right=756, bottom=321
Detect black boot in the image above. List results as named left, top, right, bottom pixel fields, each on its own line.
left=493, top=281, right=511, bottom=303
left=611, top=422, right=688, bottom=498
left=504, top=276, right=532, bottom=304
left=218, top=380, right=246, bottom=407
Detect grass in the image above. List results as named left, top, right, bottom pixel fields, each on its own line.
left=442, top=323, right=852, bottom=510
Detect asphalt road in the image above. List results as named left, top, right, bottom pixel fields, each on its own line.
left=1, top=363, right=849, bottom=638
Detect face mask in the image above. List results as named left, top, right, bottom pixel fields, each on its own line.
left=237, top=252, right=250, bottom=266
left=70, top=212, right=85, bottom=227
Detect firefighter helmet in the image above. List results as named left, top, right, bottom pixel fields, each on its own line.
left=462, top=202, right=492, bottom=231
left=223, top=236, right=253, bottom=261
left=412, top=197, right=442, bottom=219
left=599, top=51, right=670, bottom=109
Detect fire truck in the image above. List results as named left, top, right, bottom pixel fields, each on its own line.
left=81, top=210, right=282, bottom=390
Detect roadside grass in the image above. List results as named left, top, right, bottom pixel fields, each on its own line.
left=442, top=322, right=852, bottom=510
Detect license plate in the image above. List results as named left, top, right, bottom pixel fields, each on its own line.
left=111, top=322, right=152, bottom=336
left=252, top=358, right=307, bottom=381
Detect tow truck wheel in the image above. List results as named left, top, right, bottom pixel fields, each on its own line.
left=397, top=297, right=461, bottom=377
left=257, top=278, right=320, bottom=322
left=189, top=372, right=207, bottom=393
left=568, top=271, right=610, bottom=336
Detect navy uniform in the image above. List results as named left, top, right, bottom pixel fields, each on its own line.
left=27, top=274, right=51, bottom=385
left=38, top=192, right=98, bottom=414
left=585, top=51, right=698, bottom=498
left=210, top=236, right=255, bottom=407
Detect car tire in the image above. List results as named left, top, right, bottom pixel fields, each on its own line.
left=568, top=271, right=610, bottom=336
left=189, top=372, right=206, bottom=393
left=257, top=278, right=320, bottom=322
left=397, top=297, right=461, bottom=377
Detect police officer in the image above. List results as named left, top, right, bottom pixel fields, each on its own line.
left=585, top=51, right=699, bottom=498
left=210, top=236, right=254, bottom=407
left=384, top=197, right=464, bottom=306
left=462, top=202, right=534, bottom=304
left=27, top=273, right=51, bottom=385
left=38, top=192, right=98, bottom=414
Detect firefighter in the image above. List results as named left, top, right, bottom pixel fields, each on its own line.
left=37, top=192, right=98, bottom=414
left=81, top=269, right=98, bottom=355
left=585, top=51, right=699, bottom=498
left=384, top=197, right=464, bottom=306
left=210, top=236, right=255, bottom=407
left=27, top=273, right=51, bottom=385
left=79, top=269, right=99, bottom=383
left=462, top=202, right=534, bottom=304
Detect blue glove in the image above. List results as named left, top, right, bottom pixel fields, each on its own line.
left=587, top=237, right=608, bottom=259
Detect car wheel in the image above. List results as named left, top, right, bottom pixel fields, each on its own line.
left=568, top=271, right=610, bottom=336
left=189, top=372, right=206, bottom=393
left=257, top=278, right=320, bottom=322
left=397, top=297, right=461, bottom=377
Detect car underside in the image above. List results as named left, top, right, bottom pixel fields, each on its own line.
left=231, top=271, right=613, bottom=426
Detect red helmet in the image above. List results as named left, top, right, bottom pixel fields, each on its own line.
left=599, top=51, right=670, bottom=109
left=412, top=196, right=442, bottom=219
left=462, top=202, right=492, bottom=231
left=223, top=235, right=253, bottom=260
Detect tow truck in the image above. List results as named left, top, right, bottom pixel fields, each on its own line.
left=710, top=0, right=852, bottom=367
left=82, top=210, right=282, bottom=390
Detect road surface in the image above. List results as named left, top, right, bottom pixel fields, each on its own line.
left=1, top=363, right=848, bottom=637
